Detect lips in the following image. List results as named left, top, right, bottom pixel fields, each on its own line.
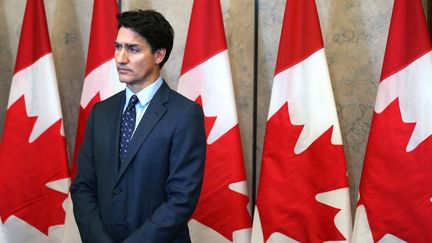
left=117, top=67, right=132, bottom=74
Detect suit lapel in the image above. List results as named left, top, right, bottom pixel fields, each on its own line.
left=106, top=91, right=126, bottom=179
left=116, top=82, right=170, bottom=183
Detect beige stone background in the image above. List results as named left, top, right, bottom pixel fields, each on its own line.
left=0, top=0, right=428, bottom=218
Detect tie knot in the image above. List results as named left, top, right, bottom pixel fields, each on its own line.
left=127, top=95, right=139, bottom=110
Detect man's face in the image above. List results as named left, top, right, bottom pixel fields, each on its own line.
left=114, top=27, right=165, bottom=91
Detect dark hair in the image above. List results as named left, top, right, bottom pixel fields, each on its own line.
left=117, top=9, right=174, bottom=68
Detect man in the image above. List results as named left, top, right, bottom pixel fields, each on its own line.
left=71, top=9, right=206, bottom=243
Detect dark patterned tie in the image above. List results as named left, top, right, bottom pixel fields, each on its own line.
left=119, top=95, right=139, bottom=165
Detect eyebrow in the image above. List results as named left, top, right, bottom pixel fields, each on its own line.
left=115, top=42, right=140, bottom=49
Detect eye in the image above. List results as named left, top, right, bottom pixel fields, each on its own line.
left=129, top=47, right=140, bottom=54
left=114, top=43, right=122, bottom=51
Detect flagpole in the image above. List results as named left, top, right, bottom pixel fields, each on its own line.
left=252, top=0, right=258, bottom=216
left=118, top=0, right=122, bottom=12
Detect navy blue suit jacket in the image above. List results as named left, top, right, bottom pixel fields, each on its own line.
left=71, top=82, right=206, bottom=243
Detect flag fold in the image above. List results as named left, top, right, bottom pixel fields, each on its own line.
left=178, top=0, right=252, bottom=242
left=252, top=1, right=352, bottom=242
left=352, top=1, right=432, bottom=242
left=0, top=0, right=70, bottom=242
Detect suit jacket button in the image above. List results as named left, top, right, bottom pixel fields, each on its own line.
left=113, top=188, right=120, bottom=194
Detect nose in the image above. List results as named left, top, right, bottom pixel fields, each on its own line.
left=116, top=48, right=128, bottom=64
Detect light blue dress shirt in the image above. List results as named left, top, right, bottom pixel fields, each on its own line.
left=123, top=76, right=163, bottom=136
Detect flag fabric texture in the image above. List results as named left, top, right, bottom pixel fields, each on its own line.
left=62, top=1, right=122, bottom=242
left=71, top=0, right=123, bottom=179
left=251, top=0, right=352, bottom=242
left=351, top=0, right=432, bottom=242
left=178, top=0, right=252, bottom=242
left=0, top=0, right=70, bottom=242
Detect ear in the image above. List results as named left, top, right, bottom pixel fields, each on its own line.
left=154, top=48, right=167, bottom=65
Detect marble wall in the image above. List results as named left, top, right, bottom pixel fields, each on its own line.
left=0, top=0, right=428, bottom=217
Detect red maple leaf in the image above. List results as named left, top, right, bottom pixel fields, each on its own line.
left=192, top=96, right=252, bottom=241
left=257, top=103, right=348, bottom=242
left=0, top=97, right=69, bottom=235
left=359, top=99, right=432, bottom=242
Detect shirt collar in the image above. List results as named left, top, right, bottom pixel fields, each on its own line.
left=125, top=76, right=163, bottom=107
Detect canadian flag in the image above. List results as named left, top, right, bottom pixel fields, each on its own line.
left=71, top=0, right=123, bottom=179
left=0, top=0, right=70, bottom=242
left=177, top=0, right=252, bottom=242
left=251, top=0, right=352, bottom=242
left=61, top=0, right=122, bottom=242
left=351, top=0, right=432, bottom=242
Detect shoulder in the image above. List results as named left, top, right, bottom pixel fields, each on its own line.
left=97, top=90, right=124, bottom=106
left=91, top=90, right=124, bottom=111
left=165, top=85, right=202, bottom=114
